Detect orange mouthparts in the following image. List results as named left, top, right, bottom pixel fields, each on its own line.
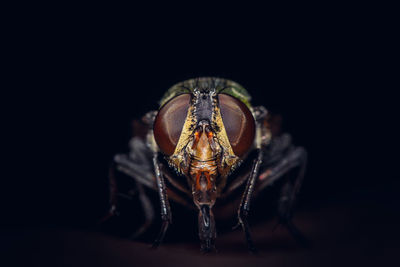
left=190, top=123, right=218, bottom=207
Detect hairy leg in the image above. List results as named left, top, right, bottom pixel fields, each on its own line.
left=151, top=153, right=172, bottom=248
left=234, top=149, right=264, bottom=253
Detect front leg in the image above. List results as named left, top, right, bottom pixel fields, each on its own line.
left=234, top=149, right=264, bottom=253
left=151, top=153, right=172, bottom=248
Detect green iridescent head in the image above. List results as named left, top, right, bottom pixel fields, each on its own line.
left=159, top=77, right=253, bottom=110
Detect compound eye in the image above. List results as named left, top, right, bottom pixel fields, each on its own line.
left=153, top=94, right=191, bottom=155
left=218, top=94, right=255, bottom=157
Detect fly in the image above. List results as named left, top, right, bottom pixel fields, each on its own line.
left=106, top=77, right=308, bottom=252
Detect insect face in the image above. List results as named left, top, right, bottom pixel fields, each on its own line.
left=111, top=78, right=308, bottom=252
left=153, top=89, right=256, bottom=194
left=153, top=86, right=256, bottom=251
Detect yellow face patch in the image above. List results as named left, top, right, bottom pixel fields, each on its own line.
left=168, top=93, right=240, bottom=178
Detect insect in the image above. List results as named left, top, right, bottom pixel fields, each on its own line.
left=107, top=77, right=308, bottom=252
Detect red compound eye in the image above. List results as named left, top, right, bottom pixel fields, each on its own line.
left=153, top=94, right=190, bottom=155
left=218, top=94, right=255, bottom=157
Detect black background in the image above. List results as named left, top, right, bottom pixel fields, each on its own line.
left=2, top=5, right=399, bottom=266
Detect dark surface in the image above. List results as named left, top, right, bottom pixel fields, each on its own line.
left=2, top=193, right=399, bottom=267
left=3, top=7, right=398, bottom=267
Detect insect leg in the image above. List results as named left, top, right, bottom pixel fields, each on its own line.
left=257, top=146, right=306, bottom=193
left=277, top=179, right=311, bottom=247
left=114, top=136, right=156, bottom=189
left=151, top=153, right=172, bottom=248
left=98, top=163, right=119, bottom=223
left=130, top=181, right=155, bottom=239
left=115, top=154, right=155, bottom=189
left=235, top=149, right=264, bottom=253
left=231, top=106, right=269, bottom=250
left=277, top=148, right=309, bottom=246
left=257, top=146, right=309, bottom=246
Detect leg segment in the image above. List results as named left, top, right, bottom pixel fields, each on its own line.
left=276, top=148, right=310, bottom=246
left=277, top=181, right=311, bottom=247
left=114, top=137, right=156, bottom=189
left=234, top=149, right=264, bottom=253
left=257, top=146, right=307, bottom=194
left=151, top=153, right=172, bottom=248
left=130, top=181, right=155, bottom=239
left=115, top=152, right=193, bottom=208
left=98, top=164, right=119, bottom=223
left=257, top=146, right=309, bottom=246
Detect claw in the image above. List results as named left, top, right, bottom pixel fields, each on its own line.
left=236, top=211, right=257, bottom=253
left=151, top=220, right=170, bottom=249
